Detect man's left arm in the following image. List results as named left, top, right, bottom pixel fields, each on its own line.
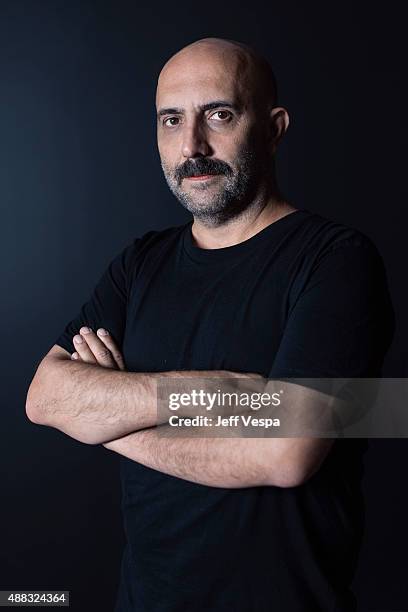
left=102, top=425, right=333, bottom=489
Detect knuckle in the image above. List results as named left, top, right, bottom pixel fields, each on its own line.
left=97, top=347, right=111, bottom=360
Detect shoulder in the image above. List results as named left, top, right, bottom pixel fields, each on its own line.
left=297, top=209, right=377, bottom=251
left=281, top=210, right=392, bottom=313
left=113, top=222, right=189, bottom=276
left=294, top=209, right=384, bottom=271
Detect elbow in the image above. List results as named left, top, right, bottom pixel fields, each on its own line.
left=263, top=462, right=313, bottom=489
left=25, top=382, right=46, bottom=424
left=25, top=358, right=59, bottom=425
left=25, top=358, right=101, bottom=445
left=26, top=385, right=99, bottom=445
left=25, top=403, right=39, bottom=424
left=268, top=472, right=307, bottom=489
left=262, top=439, right=334, bottom=489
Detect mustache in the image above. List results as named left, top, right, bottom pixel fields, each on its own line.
left=175, top=158, right=233, bottom=182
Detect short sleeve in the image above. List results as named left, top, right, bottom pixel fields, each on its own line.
left=54, top=240, right=139, bottom=355
left=269, top=238, right=395, bottom=379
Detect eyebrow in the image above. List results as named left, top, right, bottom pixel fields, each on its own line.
left=156, top=100, right=241, bottom=120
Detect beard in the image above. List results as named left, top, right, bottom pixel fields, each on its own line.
left=160, top=145, right=267, bottom=226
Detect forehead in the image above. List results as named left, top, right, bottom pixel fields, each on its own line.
left=156, top=47, right=250, bottom=109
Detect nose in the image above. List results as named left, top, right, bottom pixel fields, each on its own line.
left=181, top=120, right=211, bottom=158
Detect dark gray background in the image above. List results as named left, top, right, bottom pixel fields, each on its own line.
left=1, top=1, right=406, bottom=610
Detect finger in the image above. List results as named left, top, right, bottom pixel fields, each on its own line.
left=73, top=332, right=98, bottom=365
left=71, top=352, right=81, bottom=360
left=78, top=326, right=117, bottom=368
left=96, top=328, right=126, bottom=370
left=75, top=326, right=115, bottom=367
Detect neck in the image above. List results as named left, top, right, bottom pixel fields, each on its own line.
left=190, top=184, right=298, bottom=250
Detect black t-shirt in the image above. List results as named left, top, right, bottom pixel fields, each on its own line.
left=55, top=208, right=395, bottom=612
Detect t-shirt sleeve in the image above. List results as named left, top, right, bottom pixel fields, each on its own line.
left=54, top=240, right=139, bottom=355
left=269, top=236, right=395, bottom=380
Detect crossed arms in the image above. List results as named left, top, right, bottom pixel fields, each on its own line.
left=25, top=326, right=334, bottom=489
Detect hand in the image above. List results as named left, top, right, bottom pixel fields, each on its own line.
left=71, top=326, right=125, bottom=370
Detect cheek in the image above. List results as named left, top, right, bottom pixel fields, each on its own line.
left=208, top=139, right=239, bottom=168
left=214, top=129, right=251, bottom=158
left=158, top=149, right=175, bottom=174
left=158, top=136, right=181, bottom=168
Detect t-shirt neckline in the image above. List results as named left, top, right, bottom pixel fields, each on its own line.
left=182, top=208, right=309, bottom=263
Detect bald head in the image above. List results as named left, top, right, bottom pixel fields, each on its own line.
left=157, top=37, right=278, bottom=113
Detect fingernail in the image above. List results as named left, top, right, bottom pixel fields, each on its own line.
left=81, top=326, right=92, bottom=334
left=97, top=328, right=108, bottom=336
left=71, top=353, right=78, bottom=359
left=74, top=335, right=83, bottom=344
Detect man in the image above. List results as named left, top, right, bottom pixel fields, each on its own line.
left=26, top=38, right=395, bottom=611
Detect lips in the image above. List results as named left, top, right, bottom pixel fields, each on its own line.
left=185, top=174, right=219, bottom=181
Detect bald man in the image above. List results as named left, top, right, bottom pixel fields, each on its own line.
left=26, top=38, right=394, bottom=611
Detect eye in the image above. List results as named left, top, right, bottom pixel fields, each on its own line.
left=163, top=116, right=180, bottom=127
left=209, top=110, right=232, bottom=122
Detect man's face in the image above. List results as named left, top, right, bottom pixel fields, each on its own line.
left=156, top=45, right=271, bottom=224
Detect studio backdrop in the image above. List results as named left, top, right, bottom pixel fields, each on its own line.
left=1, top=1, right=406, bottom=611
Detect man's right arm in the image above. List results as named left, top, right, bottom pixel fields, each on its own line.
left=26, top=344, right=149, bottom=444
left=25, top=344, right=261, bottom=445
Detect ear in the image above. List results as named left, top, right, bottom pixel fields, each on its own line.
left=268, top=107, right=290, bottom=153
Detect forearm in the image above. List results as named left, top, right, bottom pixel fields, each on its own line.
left=100, top=379, right=337, bottom=488
left=28, top=357, right=260, bottom=444
left=102, top=424, right=315, bottom=488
